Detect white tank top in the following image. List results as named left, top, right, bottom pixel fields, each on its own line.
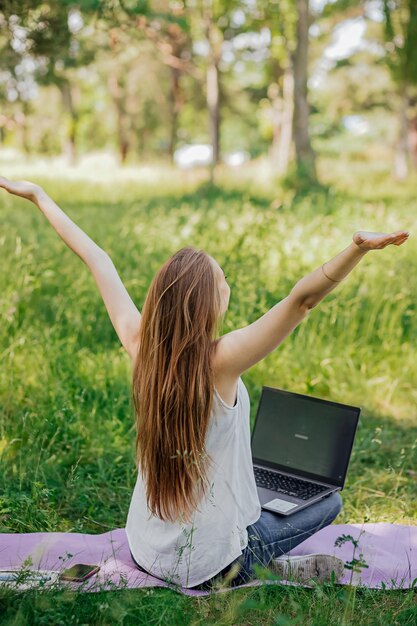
left=125, top=376, right=262, bottom=588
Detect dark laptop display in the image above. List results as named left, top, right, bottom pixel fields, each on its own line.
left=251, top=386, right=361, bottom=491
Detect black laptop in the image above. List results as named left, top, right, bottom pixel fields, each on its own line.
left=251, top=385, right=361, bottom=516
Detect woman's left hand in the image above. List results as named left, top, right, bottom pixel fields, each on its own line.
left=353, top=230, right=410, bottom=251
left=0, top=176, right=42, bottom=202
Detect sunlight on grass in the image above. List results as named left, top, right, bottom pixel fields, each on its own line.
left=1, top=154, right=416, bottom=625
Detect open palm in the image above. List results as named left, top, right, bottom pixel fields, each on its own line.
left=0, top=176, right=41, bottom=201
left=353, top=230, right=410, bottom=251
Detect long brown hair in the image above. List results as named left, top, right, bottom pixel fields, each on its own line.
left=132, top=246, right=225, bottom=524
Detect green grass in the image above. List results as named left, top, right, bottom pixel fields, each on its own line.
left=0, top=151, right=416, bottom=624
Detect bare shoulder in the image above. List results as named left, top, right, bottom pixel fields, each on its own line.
left=211, top=294, right=309, bottom=378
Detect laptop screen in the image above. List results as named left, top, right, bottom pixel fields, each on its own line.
left=251, top=386, right=360, bottom=488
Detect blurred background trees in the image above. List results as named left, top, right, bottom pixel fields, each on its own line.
left=1, top=0, right=416, bottom=182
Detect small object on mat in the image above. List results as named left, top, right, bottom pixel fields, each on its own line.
left=271, top=554, right=345, bottom=585
left=59, top=564, right=100, bottom=582
left=0, top=569, right=61, bottom=591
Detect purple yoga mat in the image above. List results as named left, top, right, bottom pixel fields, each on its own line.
left=0, top=523, right=416, bottom=595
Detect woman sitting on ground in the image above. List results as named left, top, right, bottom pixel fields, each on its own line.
left=0, top=176, right=409, bottom=590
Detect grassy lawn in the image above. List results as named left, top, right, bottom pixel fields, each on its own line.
left=0, top=150, right=416, bottom=624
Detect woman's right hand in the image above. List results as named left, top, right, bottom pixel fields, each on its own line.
left=0, top=176, right=42, bottom=202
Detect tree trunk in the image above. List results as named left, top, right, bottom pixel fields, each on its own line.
left=292, top=0, right=317, bottom=181
left=409, top=117, right=417, bottom=169
left=393, top=86, right=409, bottom=181
left=168, top=66, right=181, bottom=161
left=108, top=71, right=130, bottom=164
left=278, top=69, right=294, bottom=175
left=59, top=81, right=78, bottom=166
left=204, top=13, right=222, bottom=183
left=16, top=104, right=30, bottom=155
left=408, top=107, right=417, bottom=169
left=269, top=68, right=294, bottom=176
left=207, top=58, right=220, bottom=166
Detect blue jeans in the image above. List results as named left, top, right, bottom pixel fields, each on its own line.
left=190, top=490, right=343, bottom=590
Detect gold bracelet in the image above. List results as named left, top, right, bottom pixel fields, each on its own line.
left=321, top=263, right=343, bottom=283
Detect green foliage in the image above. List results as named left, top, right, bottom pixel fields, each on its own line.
left=334, top=532, right=370, bottom=575
left=2, top=0, right=413, bottom=173
left=383, top=0, right=417, bottom=86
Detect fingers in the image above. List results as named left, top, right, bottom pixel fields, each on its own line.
left=388, top=233, right=409, bottom=247
left=389, top=231, right=409, bottom=243
left=391, top=230, right=409, bottom=236
left=396, top=230, right=410, bottom=239
left=374, top=232, right=408, bottom=249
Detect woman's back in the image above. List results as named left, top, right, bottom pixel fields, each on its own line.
left=125, top=374, right=261, bottom=589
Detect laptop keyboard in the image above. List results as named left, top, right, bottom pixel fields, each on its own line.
left=254, top=466, right=329, bottom=501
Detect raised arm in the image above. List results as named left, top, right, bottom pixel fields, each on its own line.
left=0, top=176, right=141, bottom=359
left=215, top=229, right=410, bottom=378
left=290, top=230, right=409, bottom=309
